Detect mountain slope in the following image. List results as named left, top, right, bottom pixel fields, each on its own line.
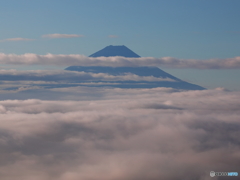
left=65, top=45, right=205, bottom=90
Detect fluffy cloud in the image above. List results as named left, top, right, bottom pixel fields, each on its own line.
left=42, top=34, right=84, bottom=39
left=0, top=53, right=240, bottom=69
left=0, top=87, right=239, bottom=180
left=0, top=38, right=35, bottom=42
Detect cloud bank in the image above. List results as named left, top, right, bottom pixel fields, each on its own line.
left=42, top=34, right=84, bottom=39
left=0, top=69, right=175, bottom=82
left=0, top=88, right=239, bottom=180
left=0, top=38, right=35, bottom=42
left=0, top=53, right=240, bottom=69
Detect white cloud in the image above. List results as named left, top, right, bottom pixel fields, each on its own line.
left=0, top=53, right=240, bottom=69
left=0, top=88, right=239, bottom=179
left=0, top=38, right=35, bottom=42
left=42, top=34, right=84, bottom=39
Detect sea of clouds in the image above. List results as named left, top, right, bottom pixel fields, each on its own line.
left=0, top=86, right=239, bottom=180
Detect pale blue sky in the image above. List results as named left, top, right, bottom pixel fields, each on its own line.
left=0, top=0, right=240, bottom=90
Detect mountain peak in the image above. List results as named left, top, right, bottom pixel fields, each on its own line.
left=89, top=45, right=141, bottom=58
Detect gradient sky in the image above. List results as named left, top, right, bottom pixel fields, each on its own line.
left=0, top=0, right=240, bottom=90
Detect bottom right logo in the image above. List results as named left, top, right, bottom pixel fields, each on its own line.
left=210, top=171, right=238, bottom=177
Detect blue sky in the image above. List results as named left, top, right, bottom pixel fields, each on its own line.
left=0, top=0, right=240, bottom=90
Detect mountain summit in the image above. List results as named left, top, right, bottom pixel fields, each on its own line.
left=89, top=45, right=140, bottom=57
left=66, top=45, right=205, bottom=90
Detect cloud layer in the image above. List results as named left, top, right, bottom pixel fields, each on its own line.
left=0, top=69, right=175, bottom=82
left=0, top=38, right=35, bottom=42
left=0, top=53, right=240, bottom=69
left=0, top=87, right=239, bottom=180
left=42, top=34, right=84, bottom=39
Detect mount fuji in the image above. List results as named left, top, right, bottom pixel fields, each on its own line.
left=66, top=45, right=205, bottom=90
left=89, top=45, right=141, bottom=58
